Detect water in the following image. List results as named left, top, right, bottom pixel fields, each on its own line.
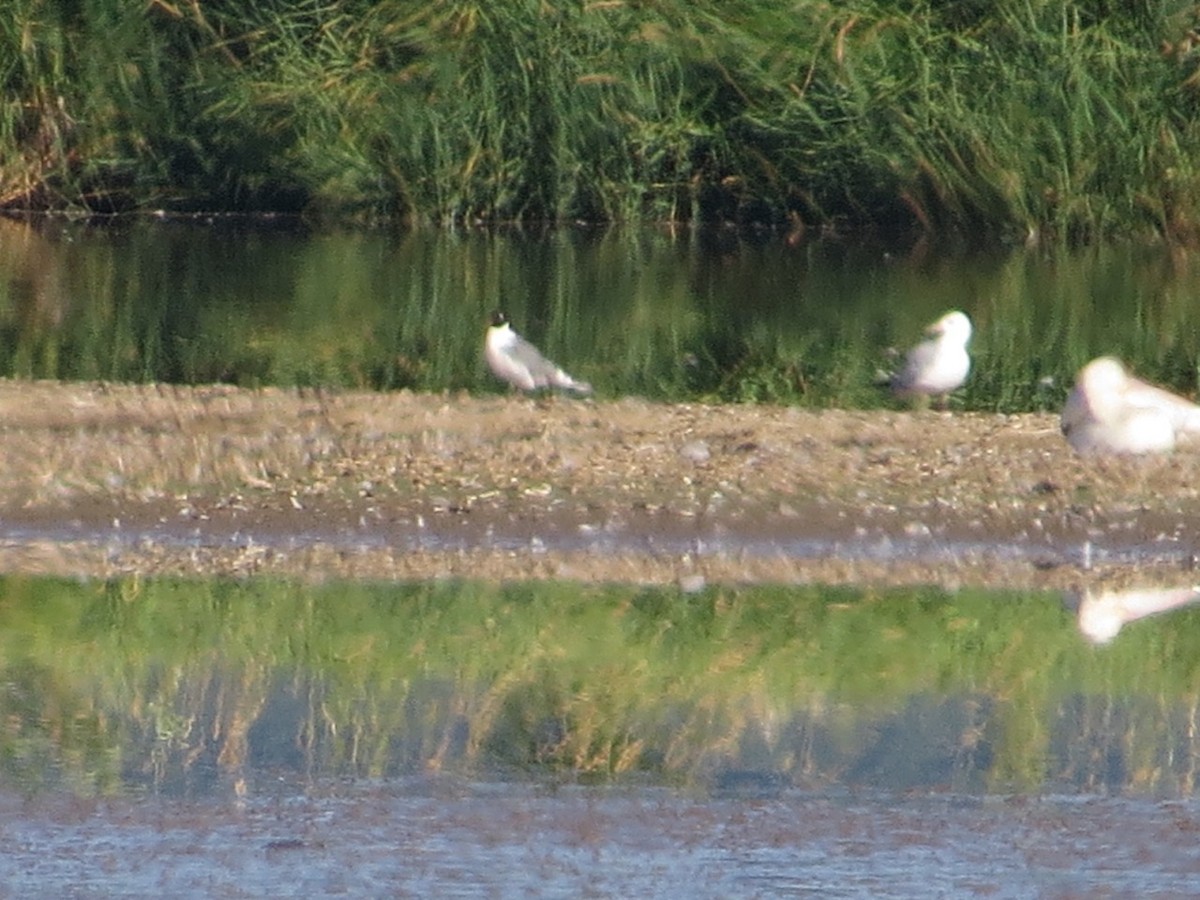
left=4, top=219, right=1200, bottom=893
left=7, top=783, right=1200, bottom=897
left=2, top=215, right=1200, bottom=408
left=6, top=575, right=1200, bottom=798
left=3, top=577, right=1200, bottom=894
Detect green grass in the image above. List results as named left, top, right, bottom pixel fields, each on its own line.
left=3, top=1, right=1200, bottom=241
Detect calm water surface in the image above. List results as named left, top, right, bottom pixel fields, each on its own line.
left=3, top=576, right=1200, bottom=895
left=7, top=783, right=1200, bottom=897
left=4, top=220, right=1200, bottom=893
left=2, top=215, right=1200, bottom=408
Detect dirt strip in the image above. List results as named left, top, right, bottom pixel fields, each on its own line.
left=1, top=380, right=1198, bottom=591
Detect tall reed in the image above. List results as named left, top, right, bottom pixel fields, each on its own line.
left=4, top=1, right=1200, bottom=240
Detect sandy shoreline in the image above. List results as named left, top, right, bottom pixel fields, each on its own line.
left=1, top=380, right=1198, bottom=591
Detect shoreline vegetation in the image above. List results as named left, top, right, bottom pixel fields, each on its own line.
left=4, top=2, right=1200, bottom=243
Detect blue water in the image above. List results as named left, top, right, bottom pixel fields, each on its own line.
left=5, top=780, right=1198, bottom=898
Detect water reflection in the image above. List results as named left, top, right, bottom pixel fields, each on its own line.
left=3, top=576, right=1200, bottom=802
left=1, top=216, right=1199, bottom=409
left=1069, top=583, right=1200, bottom=644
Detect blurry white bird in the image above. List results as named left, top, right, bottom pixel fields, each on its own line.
left=1061, top=356, right=1200, bottom=454
left=889, top=310, right=972, bottom=406
left=484, top=311, right=592, bottom=395
left=1069, top=584, right=1200, bottom=644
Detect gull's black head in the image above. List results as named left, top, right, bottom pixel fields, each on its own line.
left=489, top=310, right=509, bottom=328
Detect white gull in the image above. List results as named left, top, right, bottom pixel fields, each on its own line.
left=889, top=310, right=972, bottom=406
left=1061, top=356, right=1200, bottom=454
left=485, top=311, right=592, bottom=395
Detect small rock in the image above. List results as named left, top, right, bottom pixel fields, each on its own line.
left=679, top=440, right=711, bottom=464
left=903, top=521, right=931, bottom=537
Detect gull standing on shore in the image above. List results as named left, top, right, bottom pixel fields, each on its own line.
left=484, top=311, right=592, bottom=395
left=1061, top=356, right=1200, bottom=454
left=889, top=310, right=973, bottom=407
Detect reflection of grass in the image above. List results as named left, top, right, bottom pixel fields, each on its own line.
left=1, top=576, right=1199, bottom=797
left=5, top=219, right=1200, bottom=411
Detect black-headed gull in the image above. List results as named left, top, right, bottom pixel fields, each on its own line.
left=485, top=311, right=592, bottom=395
left=889, top=310, right=972, bottom=406
left=1069, top=583, right=1200, bottom=644
left=1061, top=356, right=1200, bottom=454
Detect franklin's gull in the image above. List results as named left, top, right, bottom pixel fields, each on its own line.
left=485, top=311, right=592, bottom=395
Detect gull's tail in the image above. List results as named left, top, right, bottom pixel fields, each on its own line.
left=550, top=369, right=592, bottom=395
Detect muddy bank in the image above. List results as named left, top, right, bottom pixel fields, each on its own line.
left=1, top=380, right=1198, bottom=590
